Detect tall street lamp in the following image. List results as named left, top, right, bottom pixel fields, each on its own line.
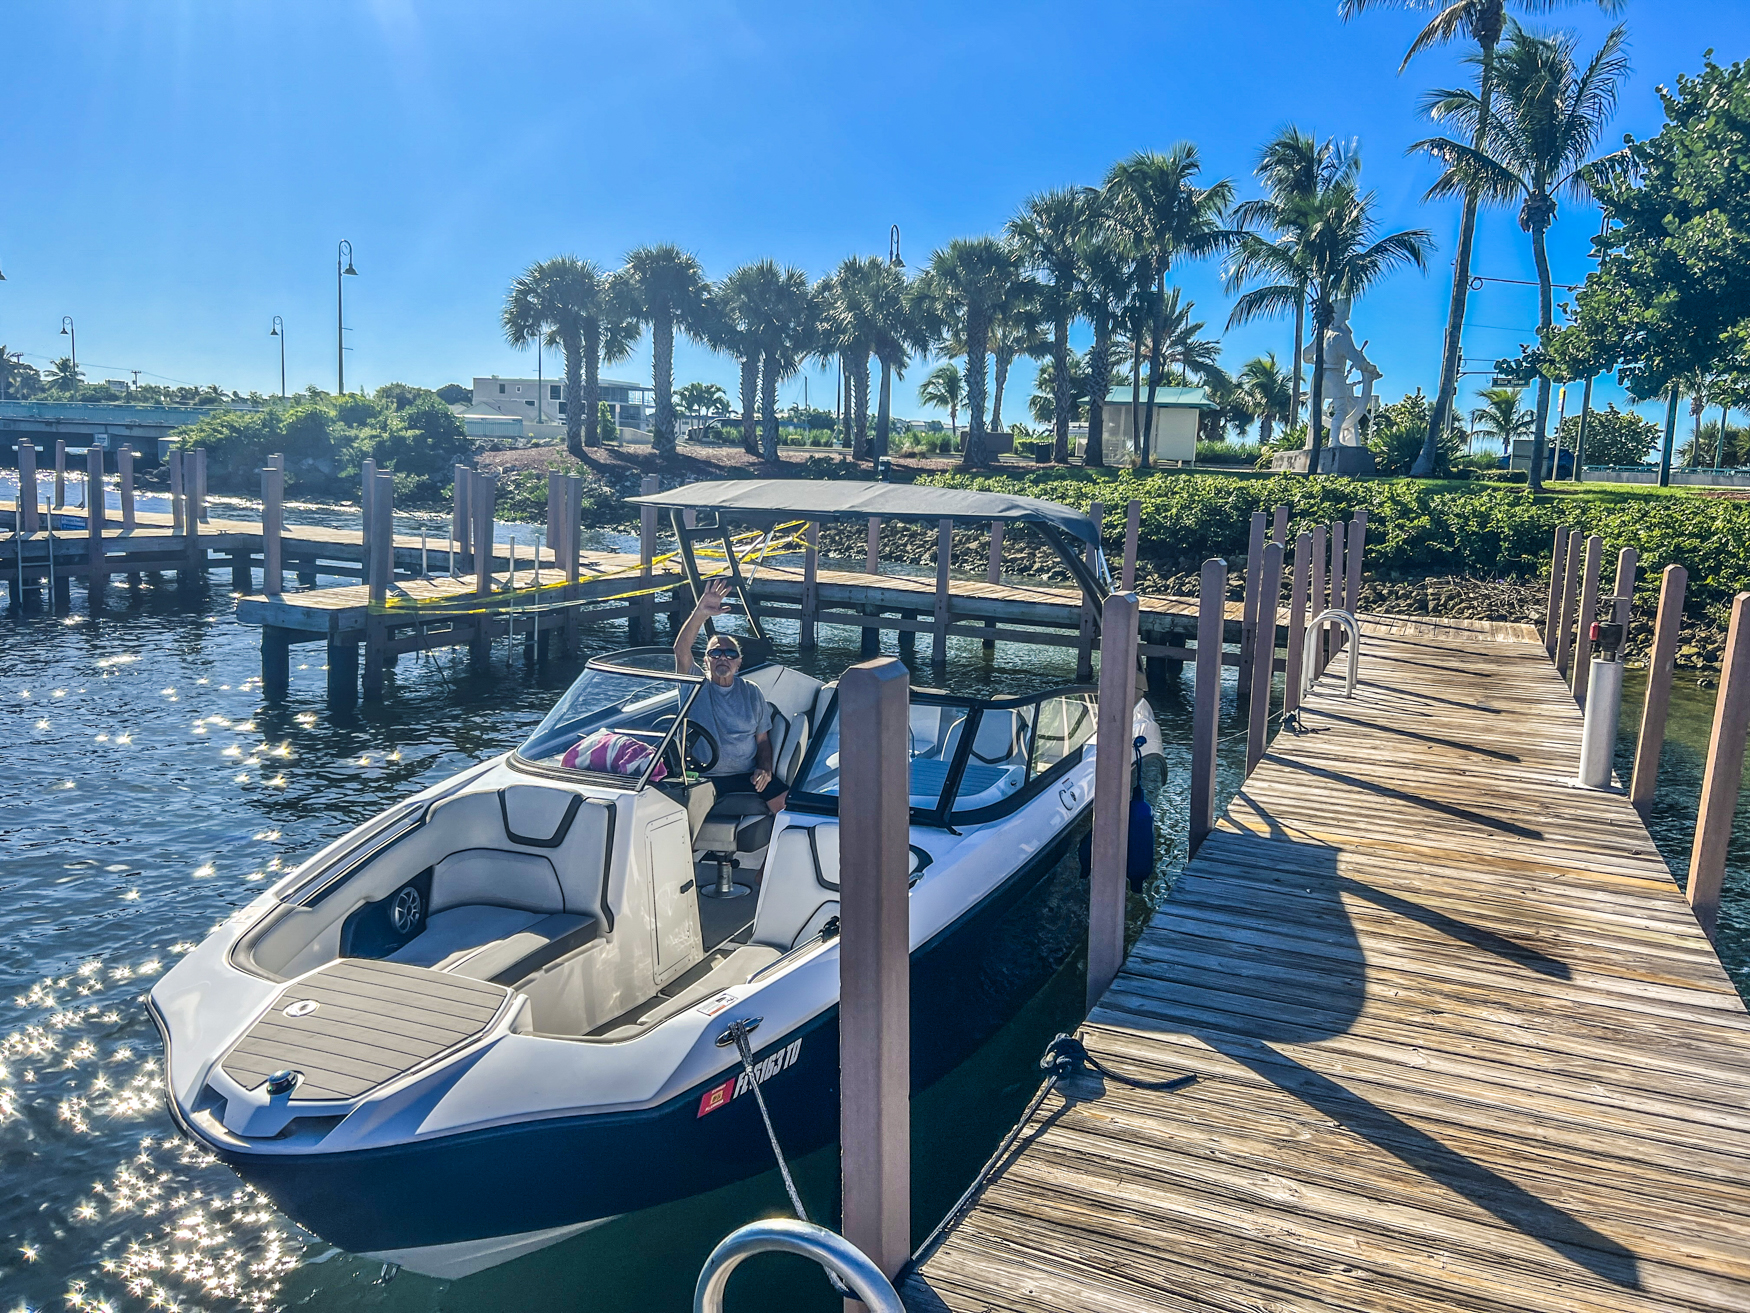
left=60, top=316, right=76, bottom=383
left=270, top=316, right=286, bottom=398
left=889, top=224, right=903, bottom=268
left=336, top=240, right=357, bottom=395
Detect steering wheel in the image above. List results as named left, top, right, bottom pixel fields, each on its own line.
left=653, top=715, right=720, bottom=776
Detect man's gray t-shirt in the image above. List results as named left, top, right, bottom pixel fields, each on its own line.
left=691, top=677, right=771, bottom=776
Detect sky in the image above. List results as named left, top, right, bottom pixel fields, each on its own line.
left=2, top=1, right=1746, bottom=435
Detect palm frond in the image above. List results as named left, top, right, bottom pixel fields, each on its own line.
left=1410, top=135, right=1526, bottom=205
left=1227, top=284, right=1304, bottom=330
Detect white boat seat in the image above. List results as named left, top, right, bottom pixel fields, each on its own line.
left=388, top=906, right=598, bottom=984
left=429, top=848, right=565, bottom=914
left=695, top=793, right=775, bottom=854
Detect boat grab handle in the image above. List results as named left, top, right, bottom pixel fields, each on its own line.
left=694, top=1218, right=903, bottom=1313
left=1301, top=610, right=1360, bottom=701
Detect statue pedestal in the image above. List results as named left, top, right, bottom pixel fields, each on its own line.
left=1270, top=445, right=1377, bottom=475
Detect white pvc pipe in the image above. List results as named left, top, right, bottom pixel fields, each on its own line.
left=1578, top=656, right=1625, bottom=789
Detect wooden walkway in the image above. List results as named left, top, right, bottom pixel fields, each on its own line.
left=904, top=616, right=1750, bottom=1313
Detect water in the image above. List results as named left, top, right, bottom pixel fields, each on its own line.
left=0, top=547, right=1253, bottom=1313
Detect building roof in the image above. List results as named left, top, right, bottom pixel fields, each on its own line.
left=628, top=479, right=1102, bottom=547
left=1103, top=385, right=1216, bottom=409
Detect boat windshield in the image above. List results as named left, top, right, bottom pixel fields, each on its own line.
left=517, top=664, right=701, bottom=786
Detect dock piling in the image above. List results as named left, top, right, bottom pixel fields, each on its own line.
left=1270, top=502, right=1288, bottom=547
left=54, top=440, right=65, bottom=508
left=1237, top=511, right=1267, bottom=708
left=865, top=517, right=881, bottom=574
left=1573, top=534, right=1604, bottom=706
left=1544, top=524, right=1570, bottom=655
left=262, top=626, right=291, bottom=698
left=119, top=447, right=135, bottom=531
left=1687, top=591, right=1750, bottom=939
left=800, top=521, right=819, bottom=650
left=192, top=448, right=208, bottom=524
left=636, top=474, right=658, bottom=643
left=1555, top=527, right=1583, bottom=676
left=1190, top=557, right=1227, bottom=855
left=168, top=451, right=185, bottom=537
left=1088, top=590, right=1140, bottom=1010
left=1344, top=510, right=1367, bottom=623
left=837, top=656, right=912, bottom=1290
left=17, top=440, right=39, bottom=533
left=261, top=458, right=284, bottom=598
left=1077, top=503, right=1102, bottom=683
left=933, top=519, right=954, bottom=670
left=1283, top=532, right=1312, bottom=719
left=983, top=521, right=1004, bottom=651
left=1246, top=541, right=1284, bottom=774
left=1325, top=519, right=1342, bottom=670
left=470, top=474, right=497, bottom=673
left=85, top=447, right=106, bottom=605
left=1120, top=498, right=1140, bottom=592
left=1307, top=524, right=1326, bottom=678
left=452, top=464, right=471, bottom=576
left=363, top=472, right=394, bottom=701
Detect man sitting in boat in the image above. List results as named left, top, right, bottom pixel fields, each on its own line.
left=674, top=579, right=786, bottom=814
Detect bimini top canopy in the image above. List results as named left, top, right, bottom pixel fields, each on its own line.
left=627, top=479, right=1103, bottom=549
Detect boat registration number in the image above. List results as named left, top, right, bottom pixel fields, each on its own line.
left=697, top=1039, right=803, bottom=1118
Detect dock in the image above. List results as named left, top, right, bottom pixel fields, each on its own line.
left=903, top=614, right=1750, bottom=1312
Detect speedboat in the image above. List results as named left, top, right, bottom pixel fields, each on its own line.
left=149, top=482, right=1159, bottom=1278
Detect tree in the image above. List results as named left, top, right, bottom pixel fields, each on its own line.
left=1555, top=402, right=1656, bottom=466
left=49, top=356, right=83, bottom=393
left=1232, top=128, right=1358, bottom=440
left=1341, top=0, right=1629, bottom=478
left=918, top=362, right=964, bottom=437
left=861, top=259, right=918, bottom=460
left=1229, top=177, right=1432, bottom=476
left=912, top=238, right=1021, bottom=470
left=1413, top=21, right=1627, bottom=490
left=617, top=245, right=708, bottom=458
left=1237, top=353, right=1293, bottom=445
left=502, top=256, right=626, bottom=458
left=987, top=284, right=1046, bottom=435
left=820, top=257, right=887, bottom=460
left=676, top=381, right=729, bottom=440
left=434, top=383, right=472, bottom=407
left=731, top=260, right=817, bottom=462
left=1104, top=145, right=1238, bottom=467
left=1469, top=386, right=1534, bottom=455
left=1075, top=218, right=1134, bottom=470
left=0, top=347, right=40, bottom=401
left=1009, top=187, right=1100, bottom=462
left=1030, top=349, right=1089, bottom=429
left=707, top=266, right=768, bottom=456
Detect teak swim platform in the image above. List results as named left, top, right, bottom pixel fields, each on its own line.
left=902, top=614, right=1750, bottom=1313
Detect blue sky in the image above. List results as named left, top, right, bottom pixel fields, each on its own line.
left=2, top=1, right=1744, bottom=434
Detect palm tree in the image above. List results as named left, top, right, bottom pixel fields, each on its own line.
left=617, top=244, right=708, bottom=458
left=988, top=285, right=1047, bottom=436
left=1341, top=0, right=1626, bottom=477
left=733, top=261, right=817, bottom=463
left=918, top=363, right=964, bottom=438
left=49, top=356, right=83, bottom=393
left=1470, top=386, right=1533, bottom=455
left=1238, top=353, right=1293, bottom=445
left=1076, top=222, right=1135, bottom=469
left=1009, top=187, right=1099, bottom=462
left=1412, top=21, right=1628, bottom=490
left=1229, top=178, right=1432, bottom=475
left=1104, top=145, right=1238, bottom=467
left=1030, top=349, right=1089, bottom=430
left=0, top=347, right=29, bottom=401
left=912, top=237, right=1022, bottom=470
left=708, top=266, right=768, bottom=455
left=503, top=255, right=623, bottom=458
left=675, top=381, right=729, bottom=439
left=1231, top=128, right=1358, bottom=437
left=821, top=257, right=889, bottom=461
left=863, top=260, right=917, bottom=460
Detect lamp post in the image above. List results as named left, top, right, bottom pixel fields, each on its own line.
left=270, top=316, right=286, bottom=398
left=336, top=240, right=357, bottom=395
left=60, top=316, right=76, bottom=384
left=536, top=336, right=543, bottom=425
left=889, top=225, right=902, bottom=268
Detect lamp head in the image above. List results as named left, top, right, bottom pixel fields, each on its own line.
left=344, top=262, right=357, bottom=276
left=0, top=266, right=7, bottom=281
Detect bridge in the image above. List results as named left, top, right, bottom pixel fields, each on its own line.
left=0, top=399, right=239, bottom=463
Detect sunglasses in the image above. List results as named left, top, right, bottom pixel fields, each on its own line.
left=705, top=649, right=740, bottom=660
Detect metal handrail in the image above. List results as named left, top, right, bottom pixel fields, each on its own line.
left=1301, top=609, right=1360, bottom=701
left=694, top=1219, right=903, bottom=1313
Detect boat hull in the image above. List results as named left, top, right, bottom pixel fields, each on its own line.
left=169, top=810, right=1092, bottom=1256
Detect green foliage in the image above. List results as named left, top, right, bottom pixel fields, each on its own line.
left=597, top=401, right=619, bottom=444
left=171, top=390, right=470, bottom=498
left=1194, top=440, right=1260, bottom=465
left=910, top=466, right=1750, bottom=620
left=490, top=464, right=621, bottom=527
left=1368, top=391, right=1455, bottom=475
left=1557, top=403, right=1659, bottom=466
left=435, top=383, right=472, bottom=406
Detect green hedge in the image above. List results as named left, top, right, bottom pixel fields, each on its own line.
left=915, top=468, right=1750, bottom=620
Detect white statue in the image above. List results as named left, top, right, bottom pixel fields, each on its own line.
left=1301, top=298, right=1381, bottom=448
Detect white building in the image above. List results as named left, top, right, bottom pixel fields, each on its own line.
left=1100, top=386, right=1215, bottom=464
left=470, top=376, right=649, bottom=430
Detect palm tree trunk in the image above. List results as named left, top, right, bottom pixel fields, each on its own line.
left=1051, top=314, right=1071, bottom=463
left=583, top=321, right=601, bottom=449
left=1528, top=220, right=1555, bottom=492
left=1307, top=301, right=1329, bottom=478
left=1086, top=318, right=1110, bottom=469
left=1417, top=34, right=1500, bottom=478
left=1718, top=403, right=1730, bottom=468
left=991, top=346, right=1011, bottom=432
left=1141, top=274, right=1166, bottom=468
left=1129, top=339, right=1141, bottom=465
left=962, top=325, right=991, bottom=470
left=841, top=358, right=852, bottom=449
left=760, top=354, right=780, bottom=463
left=739, top=355, right=759, bottom=456
left=1290, top=297, right=1305, bottom=432
left=652, top=310, right=676, bottom=458
left=876, top=360, right=894, bottom=459
left=852, top=351, right=871, bottom=461
left=563, top=326, right=584, bottom=459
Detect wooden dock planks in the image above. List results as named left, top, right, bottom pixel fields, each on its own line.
left=904, top=619, right=1750, bottom=1313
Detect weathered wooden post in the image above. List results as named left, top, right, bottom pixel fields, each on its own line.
left=363, top=472, right=394, bottom=701
left=1246, top=541, right=1285, bottom=775
left=85, top=447, right=106, bottom=605
left=471, top=474, right=497, bottom=672
left=562, top=473, right=583, bottom=653
left=800, top=521, right=820, bottom=651
left=1344, top=510, right=1366, bottom=622
left=451, top=464, right=471, bottom=574
left=1687, top=592, right=1750, bottom=940
left=1120, top=498, right=1140, bottom=592
left=118, top=447, right=135, bottom=531
left=1325, top=519, right=1343, bottom=670
left=933, top=518, right=954, bottom=670
left=167, top=451, right=185, bottom=537
left=53, top=440, right=66, bottom=508
left=1572, top=535, right=1604, bottom=706
left=838, top=656, right=911, bottom=1292
left=1088, top=590, right=1140, bottom=1010
left=865, top=517, right=881, bottom=573
left=192, top=448, right=208, bottom=524
left=983, top=520, right=1004, bottom=652
left=1190, top=558, right=1227, bottom=855
left=16, top=440, right=39, bottom=533
left=545, top=471, right=562, bottom=583
left=1630, top=564, right=1687, bottom=814
left=1284, top=532, right=1312, bottom=719
left=1077, top=502, right=1103, bottom=683
left=1544, top=525, right=1570, bottom=657
left=261, top=457, right=284, bottom=598
left=1270, top=503, right=1289, bottom=547
left=1308, top=524, right=1326, bottom=674
left=1237, top=511, right=1267, bottom=707
left=634, top=473, right=658, bottom=644
left=1555, top=527, right=1583, bottom=677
